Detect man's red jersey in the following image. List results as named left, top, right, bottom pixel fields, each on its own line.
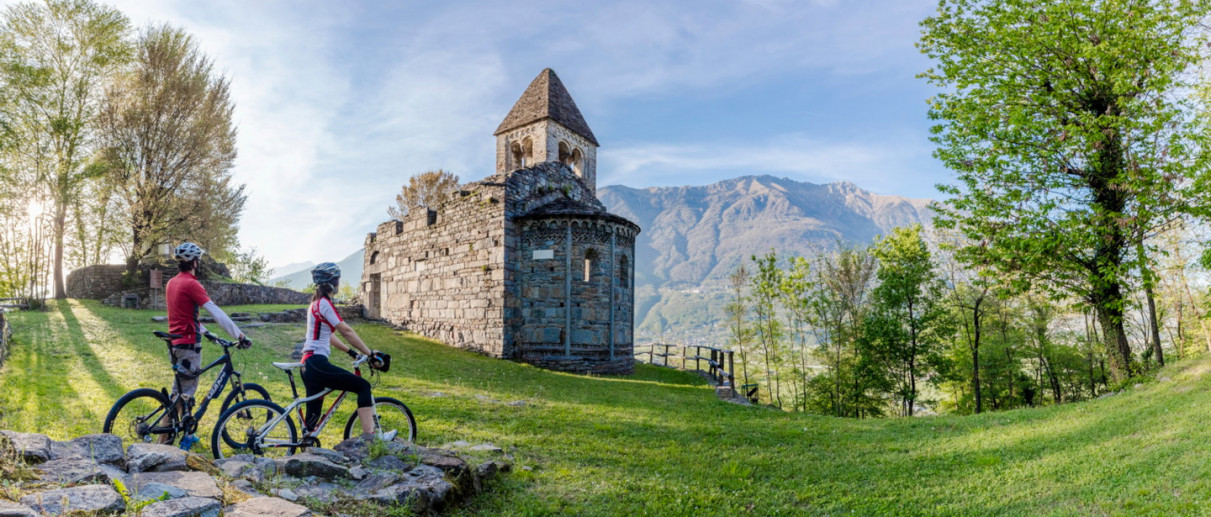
left=165, top=271, right=211, bottom=346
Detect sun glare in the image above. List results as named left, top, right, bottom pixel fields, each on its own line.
left=26, top=198, right=45, bottom=219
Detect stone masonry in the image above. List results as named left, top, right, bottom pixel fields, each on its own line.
left=363, top=68, right=640, bottom=374
left=66, top=264, right=310, bottom=307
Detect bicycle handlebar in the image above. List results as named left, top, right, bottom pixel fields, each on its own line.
left=202, top=331, right=235, bottom=348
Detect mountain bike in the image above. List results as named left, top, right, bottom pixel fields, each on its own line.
left=210, top=353, right=415, bottom=459
left=103, top=331, right=271, bottom=451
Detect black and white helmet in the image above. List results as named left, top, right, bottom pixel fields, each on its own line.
left=173, top=242, right=204, bottom=262
left=311, top=262, right=341, bottom=287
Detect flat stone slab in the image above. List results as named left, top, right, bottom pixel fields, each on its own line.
left=128, top=443, right=190, bottom=473
left=35, top=457, right=121, bottom=485
left=132, top=471, right=222, bottom=500
left=131, top=481, right=188, bottom=503
left=224, top=496, right=312, bottom=517
left=140, top=496, right=221, bottom=517
left=0, top=431, right=52, bottom=464
left=0, top=500, right=37, bottom=517
left=51, top=434, right=125, bottom=467
left=277, top=452, right=348, bottom=479
left=21, top=484, right=124, bottom=516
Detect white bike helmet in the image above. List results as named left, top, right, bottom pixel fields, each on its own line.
left=173, top=242, right=204, bottom=262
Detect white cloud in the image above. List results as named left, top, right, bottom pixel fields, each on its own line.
left=601, top=134, right=941, bottom=198
left=2, top=0, right=942, bottom=268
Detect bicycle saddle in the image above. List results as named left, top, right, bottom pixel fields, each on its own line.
left=272, top=362, right=304, bottom=371
left=154, top=331, right=182, bottom=340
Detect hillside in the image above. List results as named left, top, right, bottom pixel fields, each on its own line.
left=3, top=301, right=1211, bottom=515
left=269, top=249, right=364, bottom=289
left=599, top=175, right=936, bottom=344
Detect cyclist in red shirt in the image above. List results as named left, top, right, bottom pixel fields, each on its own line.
left=165, top=243, right=250, bottom=411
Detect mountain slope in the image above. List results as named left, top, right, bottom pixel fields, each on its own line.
left=269, top=249, right=364, bottom=290
left=599, top=175, right=936, bottom=343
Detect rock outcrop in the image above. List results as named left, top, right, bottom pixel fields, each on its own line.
left=0, top=431, right=509, bottom=516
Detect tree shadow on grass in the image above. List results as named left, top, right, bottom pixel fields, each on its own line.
left=55, top=302, right=133, bottom=404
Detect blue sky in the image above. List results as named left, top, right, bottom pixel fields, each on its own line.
left=103, top=0, right=946, bottom=270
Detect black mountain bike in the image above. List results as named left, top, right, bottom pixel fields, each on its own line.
left=103, top=331, right=270, bottom=451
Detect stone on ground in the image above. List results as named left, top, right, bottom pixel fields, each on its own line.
left=139, top=496, right=221, bottom=517
left=224, top=496, right=312, bottom=517
left=51, top=434, right=125, bottom=467
left=132, top=471, right=222, bottom=500
left=132, top=481, right=189, bottom=503
left=35, top=457, right=117, bottom=485
left=127, top=443, right=189, bottom=472
left=0, top=500, right=37, bottom=517
left=20, top=484, right=124, bottom=516
left=0, top=431, right=51, bottom=464
left=277, top=452, right=348, bottom=479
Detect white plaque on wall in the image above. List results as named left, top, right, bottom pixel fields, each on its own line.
left=533, top=249, right=554, bottom=260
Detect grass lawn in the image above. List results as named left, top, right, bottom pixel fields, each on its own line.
left=4, top=300, right=1211, bottom=515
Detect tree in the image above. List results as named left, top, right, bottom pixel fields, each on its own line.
left=920, top=0, right=1211, bottom=381
left=229, top=247, right=270, bottom=285
left=387, top=169, right=460, bottom=220
left=98, top=24, right=240, bottom=276
left=805, top=244, right=882, bottom=417
left=871, top=225, right=946, bottom=416
left=0, top=0, right=132, bottom=298
left=724, top=264, right=754, bottom=388
left=751, top=251, right=785, bottom=409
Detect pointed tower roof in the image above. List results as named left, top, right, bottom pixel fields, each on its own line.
left=494, top=68, right=598, bottom=145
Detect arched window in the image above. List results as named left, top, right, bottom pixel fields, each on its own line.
left=558, top=141, right=571, bottom=165
left=583, top=248, right=598, bottom=282
left=510, top=141, right=524, bottom=170
left=521, top=137, right=533, bottom=168
left=570, top=148, right=583, bottom=177
left=619, top=255, right=629, bottom=287
left=370, top=251, right=380, bottom=265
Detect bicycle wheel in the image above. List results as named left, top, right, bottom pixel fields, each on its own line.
left=343, top=397, right=417, bottom=443
left=103, top=388, right=177, bottom=446
left=217, top=382, right=272, bottom=449
left=211, top=399, right=297, bottom=459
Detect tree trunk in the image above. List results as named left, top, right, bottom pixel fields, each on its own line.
left=52, top=204, right=67, bottom=299
left=1095, top=303, right=1134, bottom=383
left=972, top=298, right=983, bottom=413
left=1144, top=281, right=1164, bottom=367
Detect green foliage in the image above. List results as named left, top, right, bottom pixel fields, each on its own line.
left=920, top=0, right=1211, bottom=381
left=387, top=169, right=460, bottom=220
left=229, top=247, right=271, bottom=285
left=870, top=225, right=949, bottom=416
left=113, top=477, right=170, bottom=514
left=10, top=300, right=1211, bottom=514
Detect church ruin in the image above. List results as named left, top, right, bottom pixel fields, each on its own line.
left=360, top=69, right=640, bottom=374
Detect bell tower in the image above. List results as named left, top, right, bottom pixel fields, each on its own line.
left=494, top=68, right=599, bottom=195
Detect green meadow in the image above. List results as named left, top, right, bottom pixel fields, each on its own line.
left=2, top=300, right=1210, bottom=516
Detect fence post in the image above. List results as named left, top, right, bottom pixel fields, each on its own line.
left=727, top=350, right=735, bottom=387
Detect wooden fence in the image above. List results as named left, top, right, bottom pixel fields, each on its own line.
left=635, top=343, right=756, bottom=402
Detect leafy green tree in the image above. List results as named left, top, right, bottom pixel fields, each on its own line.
left=751, top=250, right=785, bottom=409
left=229, top=247, right=270, bottom=285
left=98, top=24, right=240, bottom=276
left=780, top=256, right=814, bottom=411
left=725, top=264, right=755, bottom=388
left=806, top=244, right=884, bottom=418
left=920, top=0, right=1211, bottom=382
left=0, top=0, right=132, bottom=298
left=387, top=169, right=460, bottom=220
left=871, top=225, right=947, bottom=416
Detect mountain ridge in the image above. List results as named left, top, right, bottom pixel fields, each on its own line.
left=599, top=174, right=937, bottom=343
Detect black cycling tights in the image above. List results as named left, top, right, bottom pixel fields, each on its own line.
left=301, top=354, right=373, bottom=431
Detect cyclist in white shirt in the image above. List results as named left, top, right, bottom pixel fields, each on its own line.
left=299, top=262, right=393, bottom=440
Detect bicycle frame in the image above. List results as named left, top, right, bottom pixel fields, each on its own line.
left=250, top=362, right=376, bottom=451
left=158, top=342, right=243, bottom=435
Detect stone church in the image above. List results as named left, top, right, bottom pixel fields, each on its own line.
left=361, top=69, right=640, bottom=374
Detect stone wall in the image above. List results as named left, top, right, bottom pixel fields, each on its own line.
left=363, top=161, right=638, bottom=374
left=510, top=216, right=637, bottom=374
left=68, top=264, right=308, bottom=307
left=362, top=181, right=510, bottom=357
left=204, top=283, right=311, bottom=306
